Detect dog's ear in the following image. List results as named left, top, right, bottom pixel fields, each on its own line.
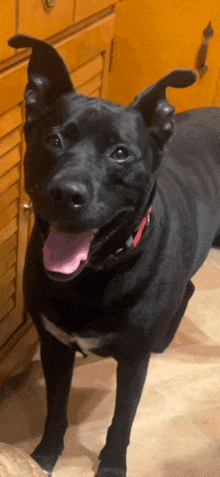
left=8, top=34, right=74, bottom=126
left=131, top=69, right=197, bottom=149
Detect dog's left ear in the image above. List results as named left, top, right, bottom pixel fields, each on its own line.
left=131, top=69, right=197, bottom=149
left=8, top=34, right=74, bottom=127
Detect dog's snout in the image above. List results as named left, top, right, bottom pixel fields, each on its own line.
left=49, top=181, right=88, bottom=208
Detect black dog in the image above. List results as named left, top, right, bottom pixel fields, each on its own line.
left=8, top=34, right=220, bottom=477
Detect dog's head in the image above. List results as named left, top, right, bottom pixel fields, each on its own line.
left=9, top=35, right=196, bottom=281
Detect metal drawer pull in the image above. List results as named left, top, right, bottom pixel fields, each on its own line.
left=197, top=21, right=214, bottom=78
left=44, top=0, right=57, bottom=7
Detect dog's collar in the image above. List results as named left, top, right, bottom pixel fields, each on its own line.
left=92, top=205, right=153, bottom=270
left=132, top=205, right=153, bottom=248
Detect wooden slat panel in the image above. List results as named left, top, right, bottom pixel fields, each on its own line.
left=0, top=183, right=19, bottom=214
left=0, top=297, right=15, bottom=323
left=0, top=218, right=17, bottom=246
left=0, top=233, right=17, bottom=261
left=0, top=266, right=16, bottom=288
left=0, top=323, right=39, bottom=383
left=0, top=165, right=20, bottom=195
left=72, top=55, right=103, bottom=88
left=78, top=74, right=102, bottom=95
left=0, top=146, right=21, bottom=178
left=0, top=306, right=23, bottom=349
left=0, top=278, right=15, bottom=308
left=74, top=0, right=114, bottom=23
left=0, top=130, right=21, bottom=158
left=0, top=106, right=22, bottom=139
left=0, top=200, right=18, bottom=231
left=90, top=88, right=101, bottom=97
left=0, top=249, right=17, bottom=278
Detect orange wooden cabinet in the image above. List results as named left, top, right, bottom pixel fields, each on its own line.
left=0, top=4, right=116, bottom=384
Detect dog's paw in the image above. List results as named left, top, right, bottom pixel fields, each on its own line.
left=95, top=466, right=126, bottom=477
left=31, top=450, right=55, bottom=475
left=31, top=443, right=63, bottom=476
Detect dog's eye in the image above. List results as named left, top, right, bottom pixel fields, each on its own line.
left=46, top=134, right=62, bottom=148
left=110, top=147, right=130, bottom=162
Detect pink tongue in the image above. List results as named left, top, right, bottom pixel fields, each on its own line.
left=43, top=227, right=93, bottom=274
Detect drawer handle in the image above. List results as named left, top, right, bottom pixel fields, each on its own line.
left=23, top=203, right=33, bottom=212
left=197, top=21, right=214, bottom=78
left=44, top=0, right=57, bottom=7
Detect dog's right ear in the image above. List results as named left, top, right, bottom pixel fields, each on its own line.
left=8, top=34, right=74, bottom=126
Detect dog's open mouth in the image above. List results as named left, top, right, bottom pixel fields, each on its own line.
left=43, top=227, right=98, bottom=279
left=41, top=208, right=134, bottom=281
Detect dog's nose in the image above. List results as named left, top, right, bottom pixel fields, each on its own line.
left=49, top=181, right=88, bottom=208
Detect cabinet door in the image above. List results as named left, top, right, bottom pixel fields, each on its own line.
left=0, top=105, right=30, bottom=349
left=18, top=0, right=75, bottom=39
left=109, top=0, right=220, bottom=112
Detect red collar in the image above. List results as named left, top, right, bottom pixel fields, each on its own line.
left=132, top=205, right=153, bottom=248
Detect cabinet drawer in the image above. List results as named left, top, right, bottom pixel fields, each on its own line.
left=18, top=0, right=75, bottom=39
left=0, top=63, right=27, bottom=117
left=74, top=0, right=115, bottom=23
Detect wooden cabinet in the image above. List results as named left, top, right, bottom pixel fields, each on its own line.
left=0, top=4, right=116, bottom=384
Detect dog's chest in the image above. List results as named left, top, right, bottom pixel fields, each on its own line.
left=42, top=314, right=113, bottom=354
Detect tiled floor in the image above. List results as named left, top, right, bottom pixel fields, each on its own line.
left=1, top=249, right=220, bottom=476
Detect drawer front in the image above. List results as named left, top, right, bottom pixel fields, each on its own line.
left=57, top=14, right=115, bottom=97
left=0, top=62, right=27, bottom=117
left=74, top=0, right=115, bottom=23
left=18, top=0, right=75, bottom=39
left=0, top=1, right=16, bottom=62
left=0, top=106, right=29, bottom=349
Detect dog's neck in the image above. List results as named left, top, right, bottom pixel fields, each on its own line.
left=90, top=183, right=156, bottom=270
left=91, top=204, right=153, bottom=271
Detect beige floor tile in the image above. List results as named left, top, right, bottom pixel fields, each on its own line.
left=168, top=315, right=212, bottom=348
left=147, top=340, right=220, bottom=387
left=191, top=407, right=220, bottom=441
left=127, top=416, right=215, bottom=477
left=207, top=248, right=220, bottom=269
left=186, top=288, right=220, bottom=344
left=192, top=251, right=220, bottom=290
left=156, top=366, right=220, bottom=414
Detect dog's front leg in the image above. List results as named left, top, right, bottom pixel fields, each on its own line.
left=31, top=329, right=75, bottom=475
left=96, top=353, right=151, bottom=477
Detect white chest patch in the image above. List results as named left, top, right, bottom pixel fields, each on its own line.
left=42, top=314, right=106, bottom=354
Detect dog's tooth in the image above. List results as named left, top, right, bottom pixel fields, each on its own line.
left=116, top=248, right=123, bottom=254
left=125, top=236, right=133, bottom=248
left=92, top=228, right=99, bottom=233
